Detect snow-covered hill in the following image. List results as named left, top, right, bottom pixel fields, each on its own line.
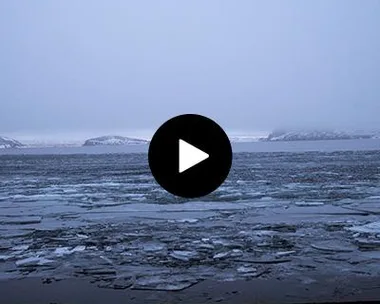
left=83, top=136, right=148, bottom=146
left=0, top=136, right=24, bottom=148
left=229, top=136, right=264, bottom=143
left=228, top=131, right=269, bottom=143
left=263, top=130, right=373, bottom=142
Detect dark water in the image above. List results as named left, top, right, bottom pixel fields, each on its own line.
left=1, top=150, right=379, bottom=205
left=0, top=142, right=380, bottom=291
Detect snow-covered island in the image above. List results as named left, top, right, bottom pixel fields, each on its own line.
left=262, top=130, right=374, bottom=142
left=0, top=136, right=24, bottom=148
left=83, top=135, right=149, bottom=146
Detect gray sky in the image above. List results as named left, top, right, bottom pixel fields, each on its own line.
left=1, top=0, right=379, bottom=138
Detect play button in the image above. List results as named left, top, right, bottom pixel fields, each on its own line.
left=148, top=114, right=233, bottom=198
left=179, top=139, right=209, bottom=173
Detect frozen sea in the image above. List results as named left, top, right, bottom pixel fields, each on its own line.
left=0, top=139, right=380, bottom=291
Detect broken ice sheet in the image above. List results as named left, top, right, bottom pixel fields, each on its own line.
left=15, top=257, right=54, bottom=267
left=275, top=250, right=296, bottom=257
left=132, top=274, right=198, bottom=291
left=142, top=242, right=166, bottom=252
left=168, top=218, right=199, bottom=224
left=213, top=252, right=230, bottom=260
left=169, top=250, right=198, bottom=262
left=0, top=255, right=11, bottom=261
left=237, top=266, right=257, bottom=274
left=11, top=244, right=30, bottom=251
left=98, top=276, right=133, bottom=290
left=76, top=234, right=89, bottom=239
left=54, top=246, right=86, bottom=257
left=213, top=249, right=243, bottom=260
left=347, top=221, right=380, bottom=234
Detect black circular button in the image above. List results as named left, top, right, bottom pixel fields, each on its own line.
left=148, top=114, right=232, bottom=198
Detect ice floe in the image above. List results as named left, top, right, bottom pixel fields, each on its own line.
left=169, top=250, right=198, bottom=262
left=132, top=274, right=198, bottom=291
left=347, top=221, right=380, bottom=234
left=15, top=257, right=54, bottom=266
left=54, top=246, right=86, bottom=256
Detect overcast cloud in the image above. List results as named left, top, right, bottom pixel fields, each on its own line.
left=1, top=0, right=379, bottom=137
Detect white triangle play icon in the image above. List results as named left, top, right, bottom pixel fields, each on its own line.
left=179, top=139, right=209, bottom=173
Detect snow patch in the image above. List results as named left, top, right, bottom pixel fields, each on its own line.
left=83, top=136, right=148, bottom=146
left=0, top=136, right=24, bottom=148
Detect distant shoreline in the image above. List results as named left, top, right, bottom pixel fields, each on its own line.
left=2, top=129, right=379, bottom=150
left=1, top=138, right=380, bottom=155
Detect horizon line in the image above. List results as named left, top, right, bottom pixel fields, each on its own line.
left=2, top=127, right=380, bottom=144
